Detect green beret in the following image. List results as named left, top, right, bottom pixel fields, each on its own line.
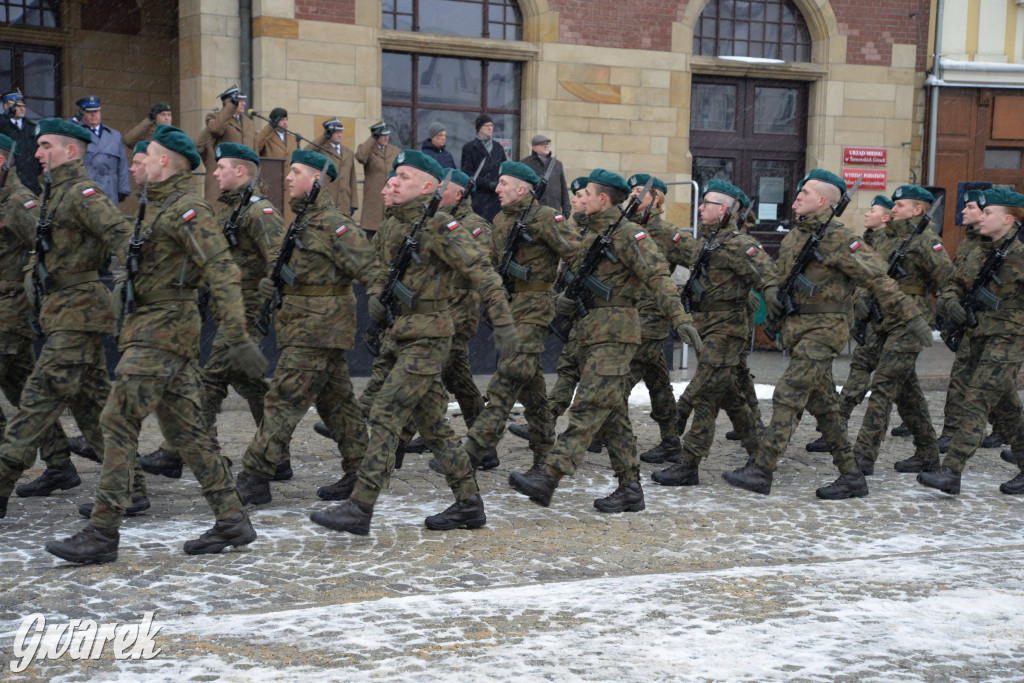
left=449, top=169, right=471, bottom=189
left=393, top=148, right=443, bottom=181
left=216, top=142, right=260, bottom=166
left=0, top=133, right=13, bottom=154
left=386, top=171, right=396, bottom=182
left=499, top=160, right=539, bottom=186
left=588, top=168, right=629, bottom=194
left=570, top=176, right=589, bottom=194
left=964, top=189, right=986, bottom=205
left=35, top=118, right=92, bottom=145
left=152, top=124, right=201, bottom=170
left=626, top=173, right=667, bottom=194
left=981, top=188, right=1024, bottom=209
left=892, top=185, right=933, bottom=203
left=132, top=141, right=149, bottom=155
left=797, top=168, right=846, bottom=195
left=290, top=149, right=338, bottom=182
left=737, top=191, right=752, bottom=210
left=871, top=194, right=894, bottom=210
left=703, top=178, right=742, bottom=199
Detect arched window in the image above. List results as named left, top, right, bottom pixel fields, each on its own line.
left=694, top=0, right=811, bottom=63
left=0, top=0, right=59, bottom=27
left=384, top=0, right=521, bottom=40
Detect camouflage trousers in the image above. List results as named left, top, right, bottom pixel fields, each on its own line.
left=0, top=331, right=142, bottom=498
left=549, top=329, right=583, bottom=419
left=680, top=336, right=760, bottom=466
left=677, top=353, right=761, bottom=427
left=91, top=346, right=241, bottom=529
left=943, top=338, right=1024, bottom=473
left=543, top=341, right=640, bottom=485
left=0, top=333, right=71, bottom=467
left=755, top=341, right=858, bottom=474
left=626, top=336, right=677, bottom=443
left=440, top=324, right=485, bottom=428
left=351, top=335, right=478, bottom=507
left=468, top=323, right=553, bottom=462
left=242, top=346, right=364, bottom=480
left=941, top=336, right=1000, bottom=437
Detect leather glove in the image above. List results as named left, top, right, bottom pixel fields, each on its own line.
left=118, top=192, right=129, bottom=203
left=554, top=293, right=576, bottom=317
left=763, top=286, right=784, bottom=318
left=23, top=270, right=34, bottom=305
left=492, top=323, right=520, bottom=356
left=944, top=299, right=967, bottom=325
left=351, top=207, right=358, bottom=216
left=111, top=280, right=125, bottom=320
left=258, top=277, right=276, bottom=300
left=226, top=338, right=269, bottom=381
left=746, top=289, right=762, bottom=314
left=675, top=322, right=703, bottom=355
left=368, top=294, right=387, bottom=325
left=904, top=316, right=934, bottom=347
left=853, top=298, right=870, bottom=321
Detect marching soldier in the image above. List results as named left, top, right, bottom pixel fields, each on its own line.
left=722, top=169, right=930, bottom=499
left=508, top=169, right=701, bottom=513
left=236, top=149, right=378, bottom=506
left=46, top=124, right=265, bottom=562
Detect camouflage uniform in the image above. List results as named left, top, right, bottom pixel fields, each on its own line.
left=548, top=211, right=591, bottom=418
left=0, top=159, right=133, bottom=500
left=852, top=218, right=951, bottom=468
left=241, top=190, right=378, bottom=481
left=540, top=206, right=692, bottom=487
left=90, top=170, right=246, bottom=529
left=754, top=209, right=918, bottom=475
left=465, top=194, right=577, bottom=465
left=0, top=173, right=71, bottom=468
left=349, top=197, right=514, bottom=507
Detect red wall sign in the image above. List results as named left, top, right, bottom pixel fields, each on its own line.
left=843, top=147, right=887, bottom=165
left=842, top=168, right=887, bottom=190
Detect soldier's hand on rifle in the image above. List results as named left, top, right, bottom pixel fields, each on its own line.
left=258, top=277, right=275, bottom=300
left=675, top=322, right=703, bottom=354
left=904, top=316, right=934, bottom=347
left=939, top=298, right=967, bottom=325
left=226, top=337, right=269, bottom=381
left=111, top=278, right=125, bottom=320
left=368, top=294, right=387, bottom=325
left=746, top=289, right=762, bottom=314
left=554, top=293, right=576, bottom=317
left=854, top=298, right=870, bottom=321
left=22, top=270, right=34, bottom=305
left=492, top=323, right=520, bottom=356
left=763, top=286, right=783, bottom=318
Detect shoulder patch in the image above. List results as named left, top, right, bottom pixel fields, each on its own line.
left=554, top=214, right=566, bottom=222
left=634, top=231, right=646, bottom=241
left=82, top=188, right=97, bottom=197
left=932, top=243, right=944, bottom=251
left=471, top=226, right=483, bottom=237
left=182, top=209, right=197, bottom=222
left=672, top=232, right=683, bottom=243
left=746, top=246, right=758, bottom=257
left=336, top=225, right=349, bottom=236
left=23, top=200, right=36, bottom=209
left=446, top=220, right=459, bottom=231
left=262, top=207, right=275, bottom=214
left=849, top=240, right=861, bottom=251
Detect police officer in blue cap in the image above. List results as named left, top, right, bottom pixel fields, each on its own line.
left=75, top=95, right=130, bottom=205
left=0, top=90, right=42, bottom=193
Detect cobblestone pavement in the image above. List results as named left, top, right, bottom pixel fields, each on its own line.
left=1, top=385, right=1023, bottom=680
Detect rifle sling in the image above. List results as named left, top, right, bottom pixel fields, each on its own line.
left=49, top=271, right=100, bottom=291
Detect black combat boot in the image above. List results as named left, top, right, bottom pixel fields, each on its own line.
left=472, top=448, right=500, bottom=470
left=651, top=460, right=699, bottom=486
left=394, top=442, right=405, bottom=470
left=404, top=435, right=428, bottom=453
left=722, top=463, right=773, bottom=495
left=236, top=471, right=272, bottom=505
left=639, top=437, right=682, bottom=464
left=594, top=481, right=645, bottom=513
left=890, top=423, right=911, bottom=437
left=725, top=430, right=740, bottom=441
left=982, top=431, right=1005, bottom=448
left=676, top=409, right=690, bottom=435
left=78, top=495, right=151, bottom=518
left=1001, top=449, right=1016, bottom=464
left=855, top=453, right=874, bottom=476
left=0, top=496, right=7, bottom=518
left=587, top=437, right=604, bottom=454
left=937, top=434, right=953, bottom=453
left=183, top=511, right=257, bottom=554
left=999, top=471, right=1024, bottom=495
left=424, top=493, right=486, bottom=530
left=45, top=524, right=119, bottom=564
left=507, top=423, right=530, bottom=441
left=69, top=436, right=101, bottom=463
left=317, top=472, right=357, bottom=501
left=310, top=499, right=373, bottom=535
left=509, top=468, right=557, bottom=507
left=313, top=421, right=334, bottom=439
left=805, top=436, right=829, bottom=453
left=273, top=460, right=293, bottom=481
left=894, top=454, right=940, bottom=473
left=138, top=447, right=183, bottom=479
left=815, top=471, right=869, bottom=499
left=917, top=466, right=961, bottom=494
left=15, top=461, right=81, bottom=497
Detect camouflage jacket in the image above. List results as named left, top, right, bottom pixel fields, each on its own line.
left=449, top=200, right=492, bottom=338
left=214, top=186, right=285, bottom=309
left=0, top=174, right=36, bottom=340
left=492, top=193, right=578, bottom=343
left=36, top=159, right=128, bottom=335
left=567, top=206, right=692, bottom=349
left=777, top=208, right=918, bottom=354
left=686, top=217, right=780, bottom=341
left=118, top=172, right=248, bottom=357
left=374, top=196, right=513, bottom=342
left=272, top=191, right=378, bottom=350
left=953, top=226, right=984, bottom=269
left=635, top=211, right=696, bottom=339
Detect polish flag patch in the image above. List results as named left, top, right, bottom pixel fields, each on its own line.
left=634, top=231, right=646, bottom=241
left=82, top=188, right=96, bottom=197
left=746, top=246, right=758, bottom=257
left=554, top=214, right=565, bottom=222
left=850, top=240, right=861, bottom=251
left=263, top=207, right=275, bottom=214
left=673, top=232, right=683, bottom=242
left=23, top=200, right=36, bottom=209
left=336, top=225, right=348, bottom=236
left=182, top=209, right=196, bottom=222
left=472, top=226, right=483, bottom=237
left=447, top=220, right=459, bottom=231
left=932, top=243, right=944, bottom=251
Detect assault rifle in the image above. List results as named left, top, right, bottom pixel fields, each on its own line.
left=850, top=196, right=944, bottom=345
left=120, top=180, right=148, bottom=335
left=30, top=160, right=54, bottom=336
left=498, top=157, right=557, bottom=299
left=681, top=196, right=737, bottom=313
left=364, top=170, right=453, bottom=356
left=456, top=157, right=487, bottom=212
left=762, top=176, right=862, bottom=340
left=223, top=166, right=261, bottom=248
left=548, top=176, right=653, bottom=342
left=0, top=141, right=15, bottom=190
left=254, top=159, right=329, bottom=335
left=940, top=220, right=1024, bottom=352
